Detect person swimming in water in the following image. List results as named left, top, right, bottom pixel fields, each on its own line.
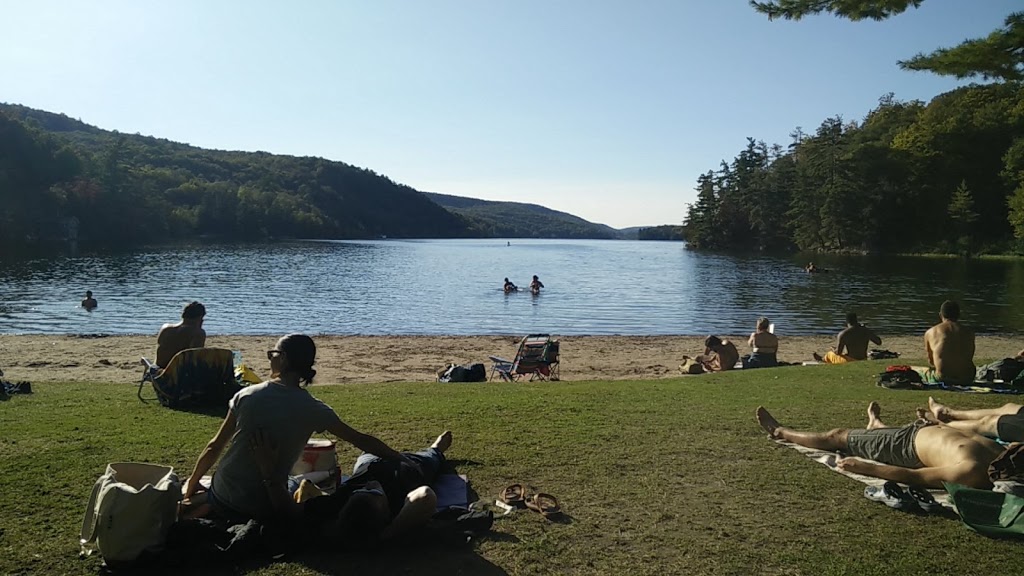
left=503, top=278, right=518, bottom=293
left=529, top=275, right=544, bottom=295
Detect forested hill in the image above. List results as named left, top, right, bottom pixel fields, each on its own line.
left=1, top=103, right=474, bottom=254
left=423, top=192, right=624, bottom=239
left=683, top=83, right=1024, bottom=255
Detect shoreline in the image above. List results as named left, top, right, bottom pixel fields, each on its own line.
left=2, top=334, right=1021, bottom=385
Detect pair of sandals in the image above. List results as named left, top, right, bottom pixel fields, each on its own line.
left=501, top=484, right=561, bottom=519
left=864, top=481, right=944, bottom=513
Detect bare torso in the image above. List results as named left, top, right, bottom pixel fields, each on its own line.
left=914, top=424, right=1002, bottom=486
left=924, top=320, right=975, bottom=385
left=156, top=322, right=206, bottom=367
left=837, top=324, right=881, bottom=360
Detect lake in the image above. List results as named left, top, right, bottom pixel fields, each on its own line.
left=1, top=239, right=1023, bottom=336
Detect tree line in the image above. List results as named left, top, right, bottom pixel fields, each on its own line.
left=0, top=105, right=479, bottom=256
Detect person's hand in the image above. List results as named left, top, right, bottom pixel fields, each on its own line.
left=249, top=428, right=279, bottom=479
left=836, top=457, right=874, bottom=475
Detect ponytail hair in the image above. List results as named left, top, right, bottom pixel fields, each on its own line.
left=277, top=333, right=317, bottom=386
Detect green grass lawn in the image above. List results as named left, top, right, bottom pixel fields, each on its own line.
left=1, top=361, right=1021, bottom=575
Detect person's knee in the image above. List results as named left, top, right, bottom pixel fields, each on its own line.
left=1002, top=404, right=1024, bottom=414
left=406, top=486, right=437, bottom=509
left=826, top=429, right=848, bottom=446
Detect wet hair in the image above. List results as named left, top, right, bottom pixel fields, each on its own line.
left=757, top=317, right=770, bottom=331
left=940, top=300, right=960, bottom=321
left=85, top=291, right=92, bottom=298
left=845, top=312, right=858, bottom=326
left=333, top=493, right=388, bottom=547
left=533, top=275, right=539, bottom=280
left=704, top=335, right=722, bottom=349
left=277, top=333, right=317, bottom=385
left=182, top=301, right=206, bottom=320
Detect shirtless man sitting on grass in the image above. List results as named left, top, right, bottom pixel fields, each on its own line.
left=756, top=402, right=1003, bottom=489
left=925, top=396, right=1024, bottom=443
left=924, top=300, right=975, bottom=385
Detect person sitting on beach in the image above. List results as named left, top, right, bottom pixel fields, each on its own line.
left=697, top=335, right=739, bottom=372
left=503, top=278, right=518, bottom=293
left=156, top=301, right=208, bottom=368
left=924, top=396, right=1024, bottom=443
left=744, top=317, right=778, bottom=369
left=812, top=313, right=881, bottom=364
left=81, top=290, right=97, bottom=310
left=756, top=402, right=1003, bottom=489
left=924, top=300, right=975, bottom=385
left=529, top=275, right=544, bottom=295
left=181, top=333, right=416, bottom=523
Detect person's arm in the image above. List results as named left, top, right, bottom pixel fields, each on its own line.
left=184, top=411, right=237, bottom=498
left=835, top=332, right=846, bottom=355
left=326, top=416, right=412, bottom=465
left=925, top=331, right=935, bottom=367
left=837, top=458, right=985, bottom=489
left=249, top=428, right=302, bottom=519
left=867, top=327, right=882, bottom=346
left=748, top=333, right=756, bottom=348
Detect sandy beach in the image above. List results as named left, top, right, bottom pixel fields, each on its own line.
left=1, top=333, right=1021, bottom=385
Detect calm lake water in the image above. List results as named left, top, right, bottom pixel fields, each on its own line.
left=1, top=239, right=1023, bottom=336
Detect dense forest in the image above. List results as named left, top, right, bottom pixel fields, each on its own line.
left=0, top=104, right=478, bottom=255
left=683, top=84, right=1024, bottom=254
left=685, top=1, right=1024, bottom=255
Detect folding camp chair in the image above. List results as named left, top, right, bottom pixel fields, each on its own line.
left=139, top=348, right=239, bottom=410
left=489, top=334, right=560, bottom=381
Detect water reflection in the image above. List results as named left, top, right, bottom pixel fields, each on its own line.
left=0, top=241, right=1022, bottom=336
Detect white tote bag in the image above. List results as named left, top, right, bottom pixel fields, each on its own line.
left=80, top=462, right=182, bottom=564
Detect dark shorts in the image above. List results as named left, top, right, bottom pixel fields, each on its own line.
left=348, top=447, right=446, bottom=517
left=846, top=422, right=927, bottom=468
left=997, top=407, right=1024, bottom=442
left=743, top=352, right=778, bottom=369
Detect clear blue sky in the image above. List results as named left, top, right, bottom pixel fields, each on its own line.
left=0, top=1, right=1010, bottom=228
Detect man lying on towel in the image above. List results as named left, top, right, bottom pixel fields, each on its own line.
left=252, top=430, right=452, bottom=542
left=925, top=396, right=1024, bottom=443
left=756, top=402, right=1002, bottom=489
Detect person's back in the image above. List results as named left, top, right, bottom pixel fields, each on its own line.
left=81, top=290, right=98, bottom=310
left=838, top=322, right=881, bottom=361
left=925, top=301, right=975, bottom=385
left=715, top=340, right=739, bottom=371
left=156, top=301, right=207, bottom=367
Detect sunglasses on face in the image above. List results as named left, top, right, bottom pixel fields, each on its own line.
left=267, top=350, right=283, bottom=361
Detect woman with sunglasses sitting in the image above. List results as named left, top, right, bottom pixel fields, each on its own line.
left=181, top=333, right=414, bottom=522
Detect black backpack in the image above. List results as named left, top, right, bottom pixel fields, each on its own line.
left=438, top=363, right=487, bottom=383
left=877, top=367, right=923, bottom=390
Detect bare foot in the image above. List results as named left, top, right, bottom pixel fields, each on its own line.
left=756, top=406, right=785, bottom=439
left=431, top=430, right=453, bottom=453
left=928, top=397, right=951, bottom=422
left=812, top=352, right=823, bottom=362
left=916, top=408, right=940, bottom=424
left=866, top=401, right=884, bottom=429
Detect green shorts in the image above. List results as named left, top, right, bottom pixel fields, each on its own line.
left=997, top=408, right=1024, bottom=442
left=845, top=422, right=927, bottom=468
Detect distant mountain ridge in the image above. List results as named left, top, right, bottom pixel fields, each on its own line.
left=1, top=103, right=670, bottom=253
left=423, top=192, right=626, bottom=239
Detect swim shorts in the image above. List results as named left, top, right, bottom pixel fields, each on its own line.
left=846, top=422, right=929, bottom=469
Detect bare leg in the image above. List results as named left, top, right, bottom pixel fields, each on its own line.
left=756, top=407, right=850, bottom=451
left=929, top=397, right=1022, bottom=422
left=866, top=401, right=886, bottom=429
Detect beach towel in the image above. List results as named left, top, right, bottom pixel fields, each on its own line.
left=144, top=348, right=239, bottom=410
left=770, top=437, right=955, bottom=510
left=907, top=366, right=1024, bottom=395
left=433, top=473, right=470, bottom=510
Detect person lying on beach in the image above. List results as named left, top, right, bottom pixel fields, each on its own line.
left=924, top=300, right=976, bottom=385
left=503, top=278, right=518, bottom=293
left=156, top=301, right=208, bottom=367
left=756, top=402, right=1002, bottom=489
left=744, top=317, right=778, bottom=368
left=924, top=396, right=1024, bottom=443
left=697, top=335, right=739, bottom=372
left=81, top=290, right=97, bottom=310
left=812, top=312, right=881, bottom=364
left=181, top=333, right=415, bottom=523
left=530, top=275, right=544, bottom=294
